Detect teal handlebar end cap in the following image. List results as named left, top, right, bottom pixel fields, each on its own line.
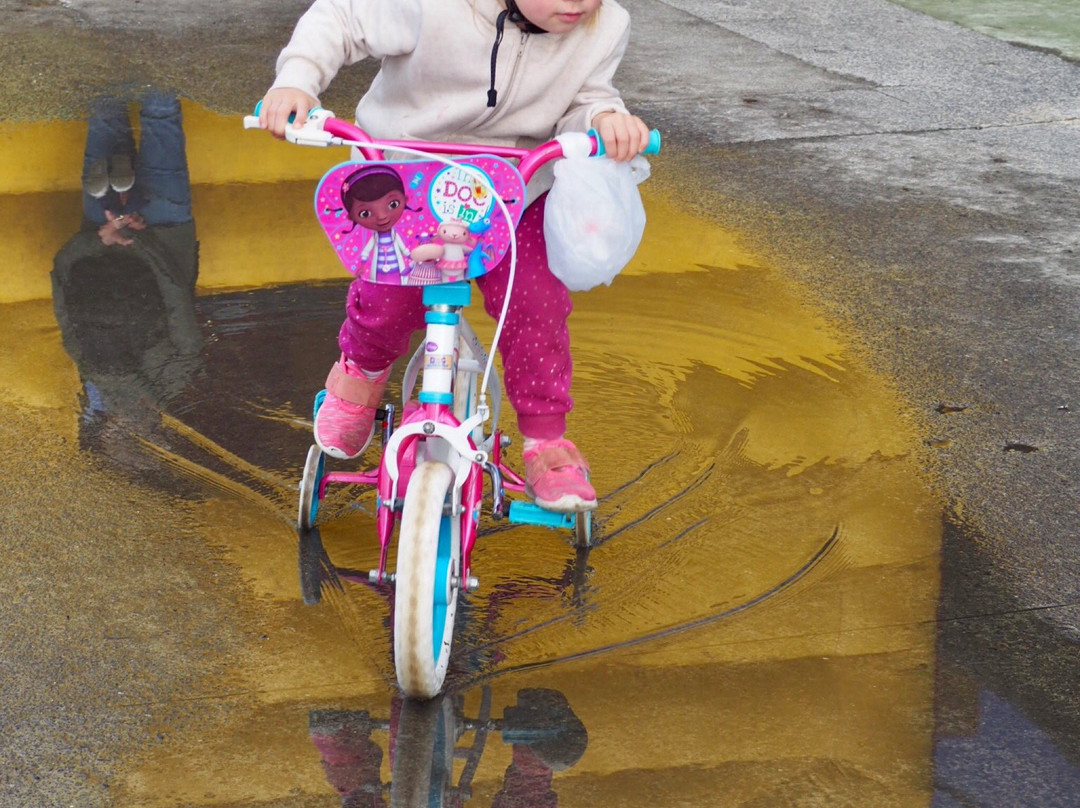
left=586, top=127, right=662, bottom=157
left=587, top=128, right=604, bottom=156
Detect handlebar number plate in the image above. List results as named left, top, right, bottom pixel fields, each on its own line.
left=315, top=157, right=527, bottom=286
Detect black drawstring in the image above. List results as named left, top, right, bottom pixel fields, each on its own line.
left=488, top=8, right=508, bottom=108
left=487, top=0, right=547, bottom=108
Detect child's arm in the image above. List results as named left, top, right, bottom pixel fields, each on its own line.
left=556, top=22, right=651, bottom=162
left=260, top=0, right=423, bottom=137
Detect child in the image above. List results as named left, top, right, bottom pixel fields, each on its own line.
left=260, top=0, right=652, bottom=513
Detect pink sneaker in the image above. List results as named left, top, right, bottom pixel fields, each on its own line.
left=523, top=438, right=597, bottom=513
left=313, top=357, right=390, bottom=460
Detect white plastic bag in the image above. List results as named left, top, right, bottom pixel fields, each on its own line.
left=544, top=154, right=650, bottom=291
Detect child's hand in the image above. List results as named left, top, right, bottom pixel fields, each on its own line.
left=259, top=88, right=320, bottom=139
left=98, top=210, right=138, bottom=246
left=591, top=112, right=652, bottom=162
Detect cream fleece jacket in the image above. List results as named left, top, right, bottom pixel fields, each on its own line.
left=272, top=0, right=632, bottom=148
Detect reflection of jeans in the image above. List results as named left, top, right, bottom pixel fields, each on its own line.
left=81, top=92, right=192, bottom=227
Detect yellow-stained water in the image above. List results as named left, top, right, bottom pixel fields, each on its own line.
left=0, top=100, right=941, bottom=807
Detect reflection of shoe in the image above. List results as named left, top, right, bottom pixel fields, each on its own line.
left=84, top=158, right=109, bottom=198
left=314, top=357, right=390, bottom=459
left=524, top=438, right=597, bottom=513
left=109, top=153, right=135, bottom=193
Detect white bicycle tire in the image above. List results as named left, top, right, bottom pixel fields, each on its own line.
left=394, top=461, right=459, bottom=697
left=388, top=696, right=456, bottom=808
left=298, top=444, right=324, bottom=531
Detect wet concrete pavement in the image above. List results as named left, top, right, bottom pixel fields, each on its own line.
left=2, top=0, right=1079, bottom=806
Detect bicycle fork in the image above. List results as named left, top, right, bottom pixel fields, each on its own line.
left=370, top=282, right=490, bottom=589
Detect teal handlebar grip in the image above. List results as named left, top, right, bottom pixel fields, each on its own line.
left=587, top=128, right=662, bottom=157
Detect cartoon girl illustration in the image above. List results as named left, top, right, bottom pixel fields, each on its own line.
left=340, top=164, right=412, bottom=282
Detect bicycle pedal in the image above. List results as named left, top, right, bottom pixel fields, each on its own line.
left=507, top=501, right=576, bottom=529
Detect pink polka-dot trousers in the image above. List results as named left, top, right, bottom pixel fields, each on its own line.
left=338, top=195, right=572, bottom=440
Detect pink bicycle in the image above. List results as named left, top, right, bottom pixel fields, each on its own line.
left=245, top=108, right=660, bottom=696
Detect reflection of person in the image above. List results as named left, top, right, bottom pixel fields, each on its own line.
left=259, top=0, right=653, bottom=513
left=493, top=746, right=558, bottom=808
left=80, top=92, right=195, bottom=248
left=309, top=710, right=386, bottom=808
left=494, top=689, right=588, bottom=808
left=52, top=92, right=201, bottom=465
left=307, top=688, right=587, bottom=807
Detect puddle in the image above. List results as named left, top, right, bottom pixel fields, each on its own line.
left=3, top=96, right=948, bottom=805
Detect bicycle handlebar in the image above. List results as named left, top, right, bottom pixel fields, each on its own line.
left=243, top=104, right=660, bottom=183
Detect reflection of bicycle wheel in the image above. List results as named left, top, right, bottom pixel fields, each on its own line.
left=574, top=510, right=592, bottom=548
left=394, top=461, right=460, bottom=697
left=298, top=526, right=339, bottom=606
left=298, top=443, right=325, bottom=530
left=390, top=696, right=456, bottom=808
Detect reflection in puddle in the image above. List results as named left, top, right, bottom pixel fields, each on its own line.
left=6, top=98, right=941, bottom=805
left=933, top=517, right=1080, bottom=806
left=935, top=688, right=1080, bottom=806
left=49, top=91, right=204, bottom=482
left=309, top=687, right=587, bottom=806
left=12, top=96, right=1070, bottom=806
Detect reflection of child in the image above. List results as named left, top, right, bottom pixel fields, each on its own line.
left=493, top=745, right=558, bottom=808
left=260, top=0, right=652, bottom=512
left=308, top=710, right=386, bottom=808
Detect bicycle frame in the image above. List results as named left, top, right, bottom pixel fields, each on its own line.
left=278, top=112, right=634, bottom=582
left=248, top=107, right=659, bottom=695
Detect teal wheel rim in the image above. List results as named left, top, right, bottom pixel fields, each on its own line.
left=432, top=515, right=453, bottom=664
left=309, top=452, right=325, bottom=526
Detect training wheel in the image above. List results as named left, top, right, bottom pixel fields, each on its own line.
left=298, top=444, right=325, bottom=530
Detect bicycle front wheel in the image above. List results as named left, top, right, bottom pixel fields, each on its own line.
left=394, top=461, right=460, bottom=697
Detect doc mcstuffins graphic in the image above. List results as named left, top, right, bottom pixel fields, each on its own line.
left=340, top=164, right=412, bottom=280
left=315, top=156, right=526, bottom=286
